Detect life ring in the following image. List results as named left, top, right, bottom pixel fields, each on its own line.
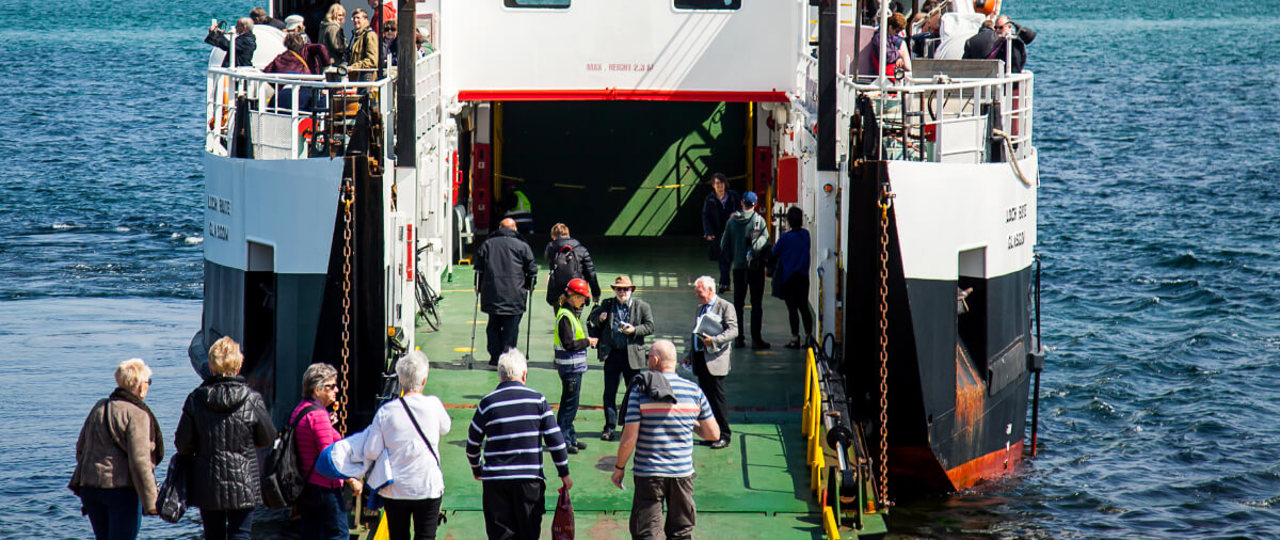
left=974, top=0, right=1001, bottom=15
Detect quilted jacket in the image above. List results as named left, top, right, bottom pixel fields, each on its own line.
left=174, top=375, right=275, bottom=511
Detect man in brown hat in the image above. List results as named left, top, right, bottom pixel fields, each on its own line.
left=588, top=275, right=655, bottom=441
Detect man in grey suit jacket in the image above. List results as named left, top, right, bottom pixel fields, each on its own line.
left=588, top=275, right=655, bottom=441
left=681, top=275, right=738, bottom=449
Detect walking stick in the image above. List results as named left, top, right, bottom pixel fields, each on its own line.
left=466, top=272, right=480, bottom=369
left=524, top=280, right=534, bottom=361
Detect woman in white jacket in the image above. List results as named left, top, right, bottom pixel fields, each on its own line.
left=363, top=351, right=451, bottom=540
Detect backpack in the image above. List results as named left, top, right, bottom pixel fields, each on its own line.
left=547, top=244, right=582, bottom=302
left=745, top=215, right=771, bottom=270
left=261, top=403, right=321, bottom=509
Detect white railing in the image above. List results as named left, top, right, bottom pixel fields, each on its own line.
left=415, top=51, right=442, bottom=144
left=838, top=71, right=1034, bottom=164
left=797, top=53, right=819, bottom=115
left=205, top=68, right=395, bottom=161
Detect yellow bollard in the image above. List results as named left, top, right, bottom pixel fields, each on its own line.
left=823, top=505, right=841, bottom=539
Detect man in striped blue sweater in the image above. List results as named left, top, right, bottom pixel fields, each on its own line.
left=466, top=348, right=573, bottom=540
left=611, top=339, right=720, bottom=540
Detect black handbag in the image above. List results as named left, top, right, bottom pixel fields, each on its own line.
left=157, top=454, right=191, bottom=523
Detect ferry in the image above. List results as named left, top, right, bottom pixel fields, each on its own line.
left=190, top=0, right=1044, bottom=537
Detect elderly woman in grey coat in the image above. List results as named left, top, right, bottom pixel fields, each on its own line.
left=362, top=351, right=451, bottom=540
left=70, top=358, right=163, bottom=540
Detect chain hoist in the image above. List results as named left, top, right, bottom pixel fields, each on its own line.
left=338, top=174, right=355, bottom=435
left=877, top=183, right=895, bottom=506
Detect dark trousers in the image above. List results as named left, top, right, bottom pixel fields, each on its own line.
left=482, top=479, right=546, bottom=540
left=691, top=351, right=730, bottom=440
left=200, top=507, right=253, bottom=540
left=717, top=248, right=732, bottom=288
left=382, top=496, right=442, bottom=540
left=298, top=484, right=346, bottom=540
left=783, top=275, right=814, bottom=339
left=485, top=313, right=524, bottom=364
left=557, top=368, right=583, bottom=444
left=603, top=348, right=640, bottom=429
left=80, top=486, right=141, bottom=540
left=630, top=475, right=697, bottom=540
left=732, top=265, right=766, bottom=341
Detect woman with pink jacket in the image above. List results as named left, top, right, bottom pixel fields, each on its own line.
left=291, top=363, right=363, bottom=540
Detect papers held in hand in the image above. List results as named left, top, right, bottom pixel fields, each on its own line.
left=694, top=312, right=724, bottom=337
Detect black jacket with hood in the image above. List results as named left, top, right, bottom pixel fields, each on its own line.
left=174, top=375, right=276, bottom=511
left=476, top=227, right=538, bottom=316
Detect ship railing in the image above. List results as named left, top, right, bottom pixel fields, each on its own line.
left=205, top=68, right=395, bottom=161
left=838, top=70, right=1034, bottom=164
left=804, top=347, right=887, bottom=538
left=797, top=53, right=819, bottom=116
left=415, top=51, right=442, bottom=146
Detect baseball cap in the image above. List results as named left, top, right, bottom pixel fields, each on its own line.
left=743, top=191, right=758, bottom=205
left=285, top=15, right=304, bottom=30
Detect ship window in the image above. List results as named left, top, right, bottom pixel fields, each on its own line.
left=675, top=0, right=741, bottom=9
left=505, top=0, right=570, bottom=8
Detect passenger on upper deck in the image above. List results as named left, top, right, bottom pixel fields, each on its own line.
left=264, top=33, right=312, bottom=74
left=249, top=7, right=285, bottom=30
left=381, top=20, right=398, bottom=67
left=319, top=4, right=347, bottom=66
left=871, top=12, right=912, bottom=76
left=910, top=2, right=943, bottom=58
left=416, top=28, right=434, bottom=57
left=284, top=15, right=307, bottom=42
left=280, top=30, right=331, bottom=74
left=205, top=18, right=257, bottom=68
left=348, top=9, right=380, bottom=80
left=963, top=14, right=1035, bottom=73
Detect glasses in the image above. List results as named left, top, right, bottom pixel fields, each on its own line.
left=146, top=378, right=152, bottom=385
left=323, top=383, right=339, bottom=391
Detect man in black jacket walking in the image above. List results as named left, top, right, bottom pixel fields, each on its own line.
left=477, top=218, right=538, bottom=366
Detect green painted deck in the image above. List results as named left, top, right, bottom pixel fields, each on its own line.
left=414, top=236, right=825, bottom=539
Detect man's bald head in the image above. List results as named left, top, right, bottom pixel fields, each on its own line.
left=500, top=218, right=517, bottom=231
left=236, top=17, right=254, bottom=34
left=649, top=339, right=678, bottom=371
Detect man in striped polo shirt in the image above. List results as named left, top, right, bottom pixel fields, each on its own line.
left=467, top=349, right=573, bottom=540
left=611, top=339, right=720, bottom=540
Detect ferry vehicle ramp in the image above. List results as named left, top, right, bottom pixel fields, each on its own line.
left=415, top=238, right=849, bottom=539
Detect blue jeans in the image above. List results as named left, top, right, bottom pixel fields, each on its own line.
left=557, top=368, right=583, bottom=445
left=299, top=484, right=347, bottom=540
left=201, top=507, right=253, bottom=540
left=80, top=486, right=141, bottom=540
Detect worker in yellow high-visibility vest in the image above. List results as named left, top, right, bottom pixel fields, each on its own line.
left=552, top=278, right=596, bottom=454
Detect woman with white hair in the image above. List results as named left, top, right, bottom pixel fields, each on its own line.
left=291, top=363, right=362, bottom=540
left=362, top=350, right=451, bottom=540
left=175, top=336, right=276, bottom=540
left=69, top=358, right=163, bottom=540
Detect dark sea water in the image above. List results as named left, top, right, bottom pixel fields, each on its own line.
left=2, top=0, right=1279, bottom=538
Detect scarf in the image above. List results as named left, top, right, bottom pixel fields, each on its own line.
left=109, top=387, right=164, bottom=466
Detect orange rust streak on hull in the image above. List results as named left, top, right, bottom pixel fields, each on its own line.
left=946, top=440, right=1024, bottom=490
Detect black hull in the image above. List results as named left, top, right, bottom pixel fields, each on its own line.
left=843, top=161, right=1034, bottom=494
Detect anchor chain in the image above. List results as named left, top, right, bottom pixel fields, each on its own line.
left=877, top=183, right=895, bottom=506
left=338, top=174, right=355, bottom=435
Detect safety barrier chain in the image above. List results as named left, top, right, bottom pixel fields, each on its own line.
left=338, top=174, right=354, bottom=435
left=877, top=186, right=894, bottom=507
